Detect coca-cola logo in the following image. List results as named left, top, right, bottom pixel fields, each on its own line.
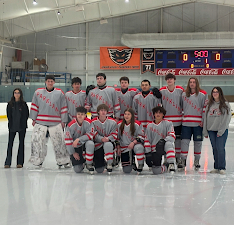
left=200, top=69, right=218, bottom=75
left=178, top=69, right=197, bottom=75
left=222, top=69, right=234, bottom=75
left=157, top=69, right=175, bottom=75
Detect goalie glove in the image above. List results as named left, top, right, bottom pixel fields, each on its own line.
left=86, top=85, right=95, bottom=95
left=152, top=87, right=162, bottom=98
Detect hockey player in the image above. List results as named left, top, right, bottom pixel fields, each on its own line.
left=159, top=73, right=184, bottom=168
left=116, top=108, right=145, bottom=173
left=132, top=80, right=161, bottom=129
left=181, top=77, right=208, bottom=170
left=65, top=106, right=95, bottom=174
left=115, top=76, right=140, bottom=119
left=144, top=106, right=176, bottom=175
left=91, top=104, right=118, bottom=174
left=29, top=75, right=70, bottom=167
left=65, top=77, right=86, bottom=122
left=85, top=73, right=120, bottom=120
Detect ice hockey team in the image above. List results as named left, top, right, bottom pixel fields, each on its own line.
left=28, top=72, right=227, bottom=175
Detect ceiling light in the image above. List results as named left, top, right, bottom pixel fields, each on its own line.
left=33, top=0, right=37, bottom=5
left=125, top=0, right=129, bottom=2
left=57, top=11, right=61, bottom=15
left=100, top=18, right=108, bottom=24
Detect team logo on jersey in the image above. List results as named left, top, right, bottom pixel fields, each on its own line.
left=108, top=49, right=133, bottom=65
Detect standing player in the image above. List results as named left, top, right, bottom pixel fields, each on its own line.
left=85, top=73, right=120, bottom=120
left=91, top=104, right=118, bottom=174
left=181, top=77, right=208, bottom=170
left=144, top=106, right=176, bottom=174
left=116, top=108, right=145, bottom=173
left=29, top=75, right=70, bottom=167
left=65, top=106, right=95, bottom=174
left=115, top=76, right=139, bottom=119
left=132, top=80, right=161, bottom=129
left=65, top=77, right=86, bottom=122
left=159, top=73, right=184, bottom=168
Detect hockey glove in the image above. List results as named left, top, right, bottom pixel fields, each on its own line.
left=135, top=137, right=144, bottom=144
left=155, top=139, right=166, bottom=155
left=86, top=85, right=95, bottom=95
left=152, top=87, right=162, bottom=98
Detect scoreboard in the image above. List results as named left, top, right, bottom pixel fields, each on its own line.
left=151, top=49, right=234, bottom=76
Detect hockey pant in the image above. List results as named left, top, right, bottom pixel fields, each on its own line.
left=29, top=123, right=70, bottom=166
left=181, top=139, right=202, bottom=161
left=93, top=142, right=114, bottom=173
left=121, top=144, right=145, bottom=173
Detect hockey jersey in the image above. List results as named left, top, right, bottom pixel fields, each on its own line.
left=64, top=117, right=94, bottom=155
left=144, top=119, right=175, bottom=154
left=92, top=117, right=118, bottom=150
left=132, top=92, right=161, bottom=128
left=115, top=88, right=140, bottom=119
left=85, top=86, right=120, bottom=118
left=160, top=86, right=184, bottom=127
left=182, top=90, right=208, bottom=127
left=65, top=90, right=86, bottom=120
left=30, top=88, right=68, bottom=126
left=117, top=120, right=144, bottom=153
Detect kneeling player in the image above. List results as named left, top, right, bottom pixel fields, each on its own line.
left=144, top=106, right=176, bottom=175
left=117, top=108, right=145, bottom=173
left=65, top=107, right=95, bottom=174
left=92, top=104, right=118, bottom=174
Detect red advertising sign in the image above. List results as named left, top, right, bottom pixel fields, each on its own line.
left=156, top=68, right=234, bottom=76
left=100, top=47, right=140, bottom=70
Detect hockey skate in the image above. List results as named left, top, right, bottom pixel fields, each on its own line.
left=178, top=159, right=186, bottom=171
left=176, top=158, right=184, bottom=171
left=107, top=163, right=112, bottom=175
left=112, top=155, right=120, bottom=168
left=137, top=164, right=144, bottom=174
left=194, top=159, right=200, bottom=170
left=168, top=163, right=175, bottom=174
left=86, top=164, right=95, bottom=175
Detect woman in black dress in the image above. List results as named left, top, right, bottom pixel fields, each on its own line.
left=4, top=88, right=29, bottom=168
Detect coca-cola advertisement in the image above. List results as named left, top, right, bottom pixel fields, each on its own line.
left=156, top=68, right=234, bottom=76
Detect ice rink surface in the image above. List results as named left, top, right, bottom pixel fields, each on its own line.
left=1, top=118, right=234, bottom=225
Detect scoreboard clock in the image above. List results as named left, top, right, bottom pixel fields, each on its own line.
left=155, top=49, right=234, bottom=76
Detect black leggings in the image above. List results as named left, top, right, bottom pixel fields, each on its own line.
left=5, top=129, right=26, bottom=166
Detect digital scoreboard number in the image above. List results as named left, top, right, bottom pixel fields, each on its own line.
left=155, top=50, right=234, bottom=76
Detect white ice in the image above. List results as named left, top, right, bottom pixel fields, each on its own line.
left=0, top=118, right=234, bottom=225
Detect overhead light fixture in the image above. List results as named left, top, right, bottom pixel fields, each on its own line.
left=57, top=10, right=61, bottom=15
left=125, top=0, right=129, bottom=2
left=100, top=18, right=108, bottom=24
left=33, top=0, right=37, bottom=5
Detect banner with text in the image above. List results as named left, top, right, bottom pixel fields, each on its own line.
left=156, top=68, right=234, bottom=76
left=141, top=48, right=155, bottom=74
left=100, top=47, right=140, bottom=70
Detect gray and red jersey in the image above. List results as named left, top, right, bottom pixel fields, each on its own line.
left=65, top=90, right=86, bottom=120
left=92, top=117, right=118, bottom=150
left=85, top=86, right=120, bottom=118
left=115, top=88, right=140, bottom=119
left=182, top=90, right=208, bottom=127
left=64, top=117, right=94, bottom=155
left=132, top=92, right=161, bottom=128
left=160, top=86, right=184, bottom=127
left=144, top=120, right=175, bottom=156
left=117, top=120, right=144, bottom=153
left=30, top=87, right=68, bottom=126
